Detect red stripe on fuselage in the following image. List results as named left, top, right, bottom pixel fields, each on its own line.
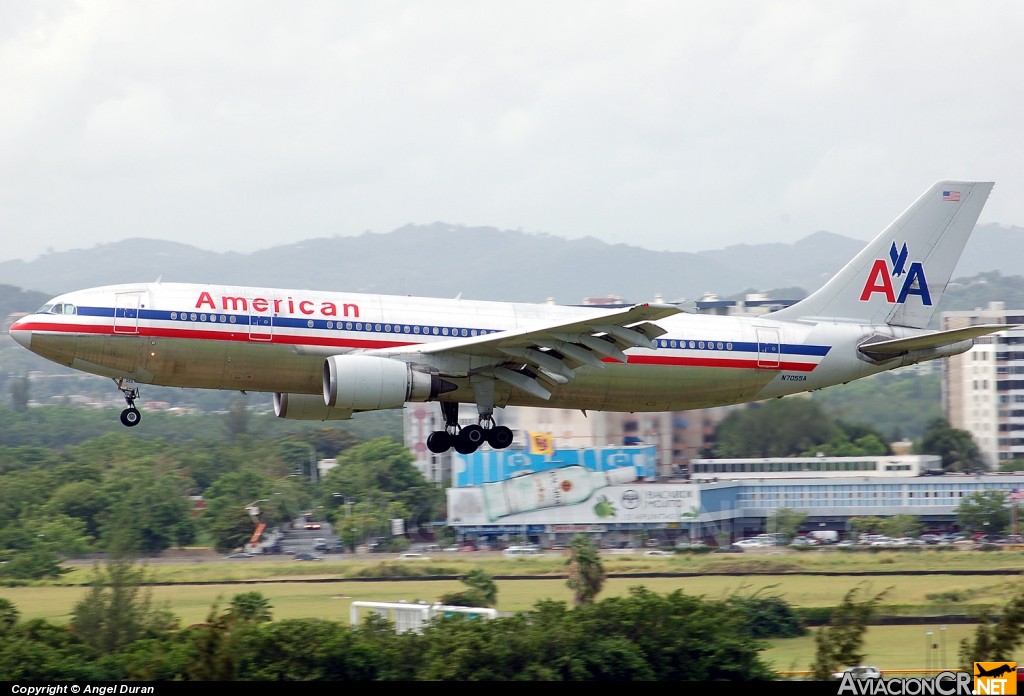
left=17, top=322, right=822, bottom=372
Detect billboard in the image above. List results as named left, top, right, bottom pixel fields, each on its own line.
left=447, top=465, right=701, bottom=526
left=451, top=444, right=658, bottom=486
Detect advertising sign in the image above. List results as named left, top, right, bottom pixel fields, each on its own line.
left=452, top=445, right=658, bottom=486
left=447, top=465, right=701, bottom=526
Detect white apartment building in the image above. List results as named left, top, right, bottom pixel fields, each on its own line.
left=943, top=301, right=1024, bottom=468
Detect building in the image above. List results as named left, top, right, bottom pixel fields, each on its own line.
left=688, top=454, right=942, bottom=480
left=445, top=448, right=1024, bottom=548
left=943, top=302, right=1024, bottom=467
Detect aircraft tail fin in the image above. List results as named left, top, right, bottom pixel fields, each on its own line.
left=768, top=181, right=994, bottom=328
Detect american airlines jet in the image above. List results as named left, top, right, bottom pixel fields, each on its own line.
left=9, top=181, right=1004, bottom=455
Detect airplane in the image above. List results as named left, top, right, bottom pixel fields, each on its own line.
left=9, top=180, right=1006, bottom=455
left=975, top=663, right=1016, bottom=678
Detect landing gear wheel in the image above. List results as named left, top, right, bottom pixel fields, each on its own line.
left=120, top=407, right=142, bottom=427
left=114, top=379, right=142, bottom=427
left=455, top=424, right=485, bottom=454
left=426, top=431, right=452, bottom=454
left=486, top=425, right=514, bottom=449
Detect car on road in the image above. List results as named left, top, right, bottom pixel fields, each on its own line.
left=398, top=552, right=430, bottom=560
left=832, top=665, right=883, bottom=680
left=733, top=538, right=766, bottom=548
left=293, top=552, right=322, bottom=561
left=225, top=552, right=253, bottom=559
left=644, top=549, right=673, bottom=556
left=675, top=540, right=706, bottom=549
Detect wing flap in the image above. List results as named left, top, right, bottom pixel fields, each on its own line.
left=368, top=302, right=681, bottom=399
left=491, top=366, right=552, bottom=400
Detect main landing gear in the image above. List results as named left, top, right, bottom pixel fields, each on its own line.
left=426, top=401, right=513, bottom=455
left=115, top=378, right=142, bottom=427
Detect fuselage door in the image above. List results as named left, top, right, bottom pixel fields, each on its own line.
left=114, top=292, right=143, bottom=334
left=248, top=307, right=273, bottom=341
left=756, top=327, right=781, bottom=368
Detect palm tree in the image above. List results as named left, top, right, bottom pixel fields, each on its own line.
left=227, top=591, right=273, bottom=623
left=565, top=534, right=606, bottom=605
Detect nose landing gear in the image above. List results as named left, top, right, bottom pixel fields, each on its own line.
left=115, top=378, right=142, bottom=427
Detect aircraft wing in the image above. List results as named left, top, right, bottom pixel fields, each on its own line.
left=858, top=324, right=1009, bottom=358
left=366, top=302, right=683, bottom=400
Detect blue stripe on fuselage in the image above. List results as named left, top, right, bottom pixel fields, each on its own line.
left=70, top=305, right=832, bottom=360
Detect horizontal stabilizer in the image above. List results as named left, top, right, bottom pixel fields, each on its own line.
left=859, top=324, right=1009, bottom=357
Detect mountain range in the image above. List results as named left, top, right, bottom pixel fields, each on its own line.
left=0, top=221, right=1021, bottom=304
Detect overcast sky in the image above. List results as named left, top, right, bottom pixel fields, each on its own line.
left=2, top=1, right=1022, bottom=264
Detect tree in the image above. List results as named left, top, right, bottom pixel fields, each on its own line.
left=959, top=588, right=1024, bottom=667
left=712, top=399, right=892, bottom=459
left=879, top=514, right=922, bottom=539
left=98, top=463, right=197, bottom=554
left=768, top=508, right=807, bottom=541
left=200, top=470, right=281, bottom=553
left=999, top=458, right=1024, bottom=472
left=70, top=557, right=179, bottom=654
left=810, top=584, right=889, bottom=680
left=0, top=598, right=20, bottom=633
left=44, top=480, right=109, bottom=539
left=223, top=395, right=251, bottom=439
left=918, top=418, right=986, bottom=472
left=438, top=568, right=498, bottom=607
left=957, top=490, right=1010, bottom=535
left=713, top=399, right=842, bottom=458
left=320, top=438, right=444, bottom=535
left=227, top=591, right=273, bottom=624
left=189, top=602, right=238, bottom=681
left=811, top=371, right=942, bottom=442
left=848, top=516, right=885, bottom=537
left=565, top=535, right=605, bottom=605
left=725, top=587, right=806, bottom=639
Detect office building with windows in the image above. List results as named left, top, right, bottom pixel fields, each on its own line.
left=943, top=302, right=1024, bottom=467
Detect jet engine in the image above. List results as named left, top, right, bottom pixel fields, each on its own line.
left=274, top=392, right=353, bottom=421
left=323, top=354, right=452, bottom=411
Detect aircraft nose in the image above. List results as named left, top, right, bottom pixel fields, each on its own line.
left=9, top=317, right=31, bottom=349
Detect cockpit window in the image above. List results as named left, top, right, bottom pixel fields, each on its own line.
left=39, top=303, right=77, bottom=315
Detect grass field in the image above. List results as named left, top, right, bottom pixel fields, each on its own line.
left=6, top=546, right=1024, bottom=675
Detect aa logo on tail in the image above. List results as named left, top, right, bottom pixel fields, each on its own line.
left=859, top=241, right=932, bottom=306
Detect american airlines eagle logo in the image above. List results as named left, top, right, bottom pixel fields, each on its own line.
left=859, top=241, right=932, bottom=306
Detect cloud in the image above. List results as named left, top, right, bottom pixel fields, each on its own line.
left=0, top=1, right=1021, bottom=263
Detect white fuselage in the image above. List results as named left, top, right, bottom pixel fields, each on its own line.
left=10, top=281, right=918, bottom=414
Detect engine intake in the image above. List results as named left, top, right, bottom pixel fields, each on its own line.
left=323, top=355, right=451, bottom=411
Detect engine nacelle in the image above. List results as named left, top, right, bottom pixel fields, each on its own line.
left=274, top=392, right=354, bottom=421
left=323, top=354, right=447, bottom=411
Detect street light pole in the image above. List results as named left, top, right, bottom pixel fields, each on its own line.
left=925, top=630, right=934, bottom=674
